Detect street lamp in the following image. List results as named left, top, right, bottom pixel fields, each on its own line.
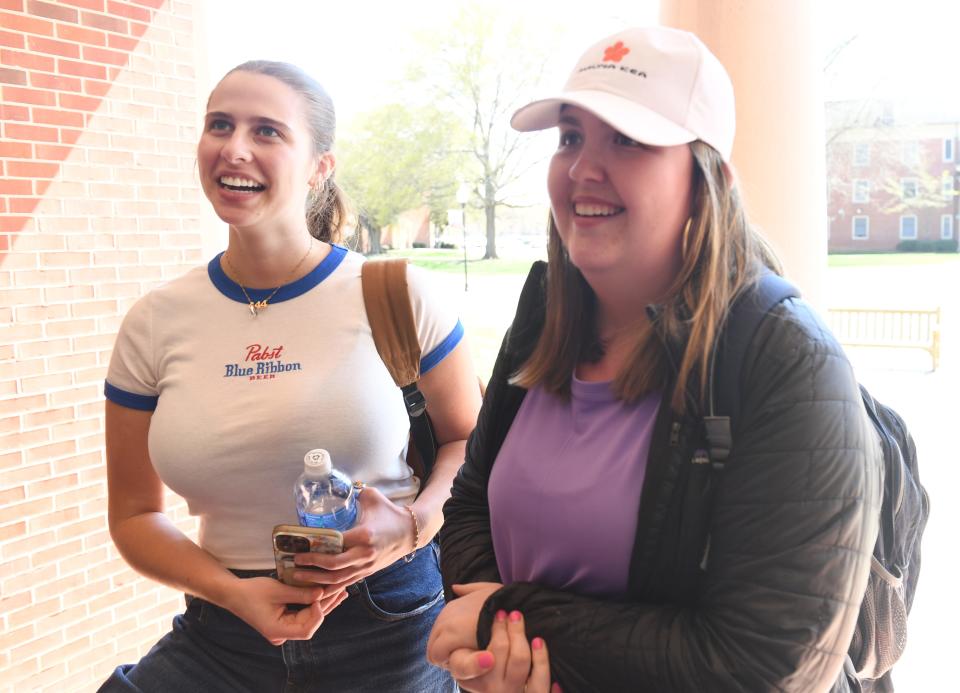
left=456, top=182, right=470, bottom=291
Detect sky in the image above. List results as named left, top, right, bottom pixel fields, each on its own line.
left=201, top=0, right=959, bottom=120
left=197, top=0, right=958, bottom=216
left=199, top=0, right=659, bottom=123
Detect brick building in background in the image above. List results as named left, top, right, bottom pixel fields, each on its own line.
left=826, top=100, right=960, bottom=253
left=1, top=1, right=210, bottom=689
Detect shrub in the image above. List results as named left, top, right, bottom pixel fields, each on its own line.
left=896, top=239, right=959, bottom=252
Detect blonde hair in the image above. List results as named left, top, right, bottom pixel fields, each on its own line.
left=513, top=141, right=781, bottom=413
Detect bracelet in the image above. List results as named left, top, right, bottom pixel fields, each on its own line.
left=402, top=505, right=420, bottom=563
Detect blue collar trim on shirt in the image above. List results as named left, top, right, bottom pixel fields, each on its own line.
left=207, top=243, right=348, bottom=305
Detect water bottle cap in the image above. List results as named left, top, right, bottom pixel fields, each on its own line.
left=303, top=448, right=332, bottom=475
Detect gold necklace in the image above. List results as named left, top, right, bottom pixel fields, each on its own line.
left=222, top=239, right=314, bottom=317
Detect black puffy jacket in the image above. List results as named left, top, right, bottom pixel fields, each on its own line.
left=440, top=262, right=883, bottom=693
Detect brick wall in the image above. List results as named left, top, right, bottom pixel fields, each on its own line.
left=0, top=1, right=207, bottom=690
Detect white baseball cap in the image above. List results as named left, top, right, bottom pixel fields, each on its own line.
left=511, top=26, right=736, bottom=161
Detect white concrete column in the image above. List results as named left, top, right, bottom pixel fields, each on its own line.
left=661, top=0, right=827, bottom=308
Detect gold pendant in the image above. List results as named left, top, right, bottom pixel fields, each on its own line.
left=249, top=302, right=258, bottom=317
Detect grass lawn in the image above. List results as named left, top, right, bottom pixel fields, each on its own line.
left=382, top=248, right=543, bottom=275
left=828, top=252, right=960, bottom=267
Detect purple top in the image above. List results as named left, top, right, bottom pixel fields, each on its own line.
left=488, top=377, right=661, bottom=598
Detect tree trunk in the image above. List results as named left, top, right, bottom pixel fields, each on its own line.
left=367, top=226, right=383, bottom=256
left=483, top=180, right=497, bottom=259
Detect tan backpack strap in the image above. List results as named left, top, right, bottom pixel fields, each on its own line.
left=361, top=259, right=421, bottom=388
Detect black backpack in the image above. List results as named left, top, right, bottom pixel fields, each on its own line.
left=703, top=272, right=930, bottom=692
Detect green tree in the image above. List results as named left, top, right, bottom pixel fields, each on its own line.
left=337, top=103, right=466, bottom=255
left=411, top=6, right=552, bottom=259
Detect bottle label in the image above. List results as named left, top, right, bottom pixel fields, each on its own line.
left=298, top=505, right=357, bottom=532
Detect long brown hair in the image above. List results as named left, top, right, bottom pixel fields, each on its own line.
left=214, top=60, right=350, bottom=243
left=513, top=141, right=781, bottom=413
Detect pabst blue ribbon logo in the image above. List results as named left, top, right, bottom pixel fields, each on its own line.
left=223, top=343, right=303, bottom=381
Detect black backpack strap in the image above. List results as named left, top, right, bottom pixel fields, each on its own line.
left=704, top=272, right=801, bottom=468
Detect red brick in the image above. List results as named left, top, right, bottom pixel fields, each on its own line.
left=128, top=19, right=148, bottom=38
left=32, top=107, right=85, bottom=127
left=27, top=35, right=81, bottom=59
left=81, top=77, right=111, bottom=96
left=0, top=215, right=33, bottom=232
left=59, top=126, right=84, bottom=145
left=82, top=44, right=129, bottom=66
left=3, top=84, right=56, bottom=105
left=0, top=66, right=27, bottom=84
left=8, top=196, right=41, bottom=213
left=29, top=71, right=82, bottom=91
left=27, top=0, right=80, bottom=22
left=57, top=58, right=106, bottom=79
left=107, top=0, right=150, bottom=21
left=20, top=372, right=73, bottom=393
left=27, top=506, right=79, bottom=534
left=4, top=123, right=58, bottom=142
left=0, top=12, right=55, bottom=36
left=1, top=48, right=55, bottom=70
left=0, top=521, right=26, bottom=541
left=80, top=10, right=127, bottom=33
left=0, top=102, right=29, bottom=119
left=55, top=22, right=106, bottom=45
left=106, top=32, right=137, bottom=50
left=0, top=395, right=46, bottom=418
left=58, top=92, right=100, bottom=110
left=0, top=141, right=32, bottom=161
left=61, top=0, right=104, bottom=10
left=130, top=0, right=164, bottom=8
left=7, top=160, right=59, bottom=178
left=33, top=143, right=72, bottom=160
left=0, top=497, right=53, bottom=524
left=0, top=179, right=33, bottom=195
left=0, top=29, right=25, bottom=48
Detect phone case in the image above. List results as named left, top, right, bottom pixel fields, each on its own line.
left=272, top=524, right=344, bottom=587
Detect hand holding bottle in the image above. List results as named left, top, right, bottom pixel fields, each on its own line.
left=291, top=485, right=419, bottom=591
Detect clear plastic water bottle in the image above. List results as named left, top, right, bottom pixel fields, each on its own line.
left=295, top=448, right=359, bottom=531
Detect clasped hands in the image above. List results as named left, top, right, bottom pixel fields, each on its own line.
left=427, top=582, right=557, bottom=693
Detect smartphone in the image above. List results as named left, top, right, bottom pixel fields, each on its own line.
left=272, top=524, right=344, bottom=588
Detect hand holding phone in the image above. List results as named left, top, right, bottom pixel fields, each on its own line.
left=272, top=524, right=344, bottom=588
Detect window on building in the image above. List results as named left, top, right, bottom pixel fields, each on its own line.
left=901, top=178, right=918, bottom=199
left=852, top=179, right=870, bottom=203
left=853, top=142, right=870, bottom=166
left=944, top=138, right=955, bottom=162
left=902, top=141, right=919, bottom=166
left=943, top=172, right=954, bottom=197
left=900, top=215, right=918, bottom=239
left=943, top=215, right=955, bottom=239
left=852, top=216, right=869, bottom=239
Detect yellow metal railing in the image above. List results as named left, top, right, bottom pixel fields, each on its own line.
left=826, top=307, right=941, bottom=371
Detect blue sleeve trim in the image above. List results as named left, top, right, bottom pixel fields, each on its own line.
left=104, top=380, right=158, bottom=411
left=420, top=320, right=464, bottom=375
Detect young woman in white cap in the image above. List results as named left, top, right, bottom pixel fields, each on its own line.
left=428, top=27, right=881, bottom=693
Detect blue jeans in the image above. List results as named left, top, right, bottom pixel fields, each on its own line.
left=99, top=544, right=455, bottom=692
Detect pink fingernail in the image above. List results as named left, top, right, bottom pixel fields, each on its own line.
left=509, top=610, right=522, bottom=622
left=551, top=684, right=563, bottom=693
left=495, top=609, right=507, bottom=622
left=532, top=637, right=544, bottom=650
left=477, top=651, right=494, bottom=669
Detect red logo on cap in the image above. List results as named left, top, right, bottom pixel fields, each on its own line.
left=603, top=41, right=630, bottom=63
